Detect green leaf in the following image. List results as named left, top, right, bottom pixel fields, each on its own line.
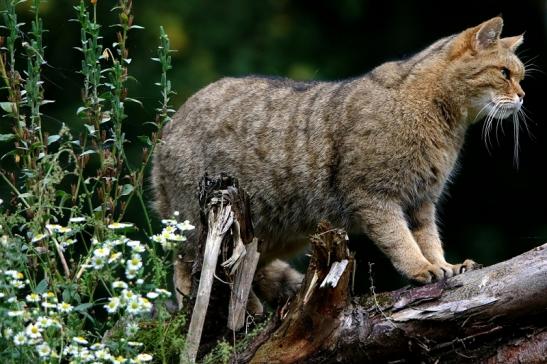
left=138, top=135, right=152, bottom=146
left=120, top=184, right=134, bottom=196
left=0, top=102, right=16, bottom=113
left=35, top=279, right=48, bottom=294
left=0, top=134, right=15, bottom=142
left=47, top=135, right=61, bottom=145
left=74, top=302, right=93, bottom=312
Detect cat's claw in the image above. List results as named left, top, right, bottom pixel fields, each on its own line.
left=410, top=259, right=481, bottom=284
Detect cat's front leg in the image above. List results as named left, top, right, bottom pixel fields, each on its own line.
left=360, top=199, right=447, bottom=284
left=409, top=200, right=480, bottom=276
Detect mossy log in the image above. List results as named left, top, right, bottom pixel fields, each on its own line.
left=235, top=224, right=547, bottom=364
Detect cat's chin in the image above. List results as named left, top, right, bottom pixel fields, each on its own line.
left=485, top=103, right=520, bottom=120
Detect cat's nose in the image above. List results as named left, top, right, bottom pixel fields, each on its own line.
left=517, top=90, right=525, bottom=103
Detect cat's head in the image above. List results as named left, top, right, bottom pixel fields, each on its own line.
left=447, top=17, right=525, bottom=124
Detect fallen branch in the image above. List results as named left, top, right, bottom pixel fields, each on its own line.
left=236, top=224, right=547, bottom=364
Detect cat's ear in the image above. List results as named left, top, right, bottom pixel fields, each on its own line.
left=500, top=34, right=524, bottom=51
left=473, top=17, right=504, bottom=50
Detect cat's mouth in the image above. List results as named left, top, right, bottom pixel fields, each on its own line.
left=485, top=99, right=522, bottom=120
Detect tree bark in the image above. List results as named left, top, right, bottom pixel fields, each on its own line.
left=235, top=224, right=547, bottom=364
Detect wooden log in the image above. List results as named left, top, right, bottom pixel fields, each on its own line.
left=235, top=224, right=547, bottom=364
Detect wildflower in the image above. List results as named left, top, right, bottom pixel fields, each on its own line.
left=69, top=216, right=86, bottom=223
left=36, top=342, right=51, bottom=358
left=177, top=220, right=195, bottom=231
left=25, top=323, right=42, bottom=339
left=26, top=293, right=41, bottom=302
left=155, top=288, right=172, bottom=298
left=94, top=348, right=113, bottom=361
left=11, top=280, right=25, bottom=289
left=41, top=302, right=57, bottom=309
left=127, top=254, right=142, bottom=270
left=46, top=224, right=72, bottom=234
left=161, top=219, right=177, bottom=225
left=90, top=343, right=104, bottom=351
left=167, top=233, right=186, bottom=242
left=126, top=299, right=142, bottom=315
left=31, top=233, right=48, bottom=243
left=60, top=238, right=76, bottom=250
left=136, top=278, right=144, bottom=285
left=91, top=255, right=106, bottom=270
left=139, top=297, right=153, bottom=312
left=108, top=252, right=122, bottom=263
left=121, top=289, right=137, bottom=302
left=73, top=336, right=88, bottom=345
left=112, top=355, right=126, bottom=364
left=93, top=246, right=110, bottom=258
left=127, top=240, right=145, bottom=252
left=42, top=292, right=57, bottom=301
left=57, top=301, right=73, bottom=313
left=146, top=291, right=159, bottom=299
left=128, top=341, right=144, bottom=347
left=36, top=316, right=54, bottom=328
left=125, top=267, right=138, bottom=280
left=136, top=353, right=153, bottom=362
left=104, top=297, right=121, bottom=313
left=13, top=332, right=26, bottom=346
left=173, top=210, right=180, bottom=216
left=8, top=310, right=24, bottom=317
left=112, top=281, right=128, bottom=289
left=107, top=222, right=134, bottom=230
left=3, top=327, right=13, bottom=337
left=126, top=322, right=139, bottom=336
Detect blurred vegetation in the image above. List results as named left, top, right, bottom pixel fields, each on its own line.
left=2, top=0, right=547, bottom=292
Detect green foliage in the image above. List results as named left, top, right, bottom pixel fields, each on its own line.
left=0, top=0, right=193, bottom=362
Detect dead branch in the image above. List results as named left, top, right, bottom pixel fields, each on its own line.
left=236, top=224, right=547, bottom=364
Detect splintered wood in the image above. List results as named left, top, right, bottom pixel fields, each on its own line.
left=183, top=174, right=259, bottom=363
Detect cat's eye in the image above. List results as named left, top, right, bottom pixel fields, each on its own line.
left=500, top=67, right=510, bottom=79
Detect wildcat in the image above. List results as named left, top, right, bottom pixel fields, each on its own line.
left=152, top=17, right=526, bottom=308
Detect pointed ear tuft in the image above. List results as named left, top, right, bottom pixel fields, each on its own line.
left=474, top=17, right=504, bottom=50
left=501, top=34, right=524, bottom=51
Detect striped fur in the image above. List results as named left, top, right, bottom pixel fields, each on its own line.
left=153, top=17, right=526, bottom=306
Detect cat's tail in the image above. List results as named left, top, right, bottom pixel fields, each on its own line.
left=253, top=259, right=304, bottom=307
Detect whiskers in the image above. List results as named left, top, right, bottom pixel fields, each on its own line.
left=480, top=97, right=531, bottom=168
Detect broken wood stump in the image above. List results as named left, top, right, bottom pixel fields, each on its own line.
left=183, top=174, right=260, bottom=363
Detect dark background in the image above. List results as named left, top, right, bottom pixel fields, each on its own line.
left=3, top=0, right=546, bottom=291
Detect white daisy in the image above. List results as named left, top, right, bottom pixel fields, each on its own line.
left=177, top=220, right=195, bottom=232
left=13, top=332, right=26, bottom=346
left=104, top=297, right=121, bottom=314
left=135, top=353, right=153, bottom=362
left=112, top=281, right=128, bottom=289
left=26, top=293, right=41, bottom=302
left=107, top=222, right=134, bottom=230
left=93, top=246, right=110, bottom=258
left=25, top=323, right=42, bottom=339
left=57, top=302, right=73, bottom=313
left=36, top=342, right=51, bottom=357
left=73, top=336, right=88, bottom=345
left=69, top=216, right=86, bottom=223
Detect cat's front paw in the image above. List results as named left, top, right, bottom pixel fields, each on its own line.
left=451, top=259, right=482, bottom=275
left=409, top=262, right=448, bottom=284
